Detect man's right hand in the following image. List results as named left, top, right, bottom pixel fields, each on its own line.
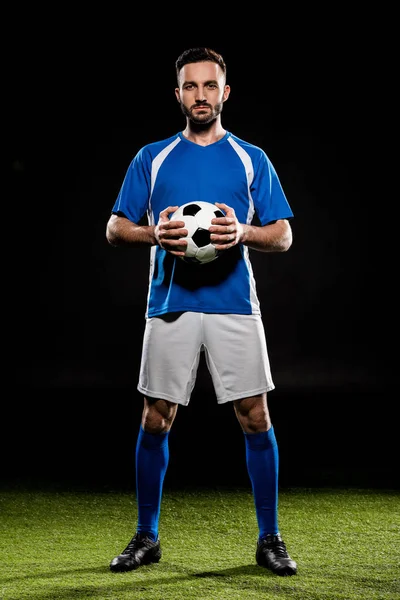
left=154, top=206, right=188, bottom=256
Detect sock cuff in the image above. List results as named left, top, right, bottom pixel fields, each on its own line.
left=244, top=426, right=276, bottom=451
left=138, top=426, right=170, bottom=449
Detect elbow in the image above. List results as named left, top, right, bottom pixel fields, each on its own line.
left=277, top=220, right=293, bottom=252
left=106, top=223, right=119, bottom=247
left=281, top=230, right=293, bottom=252
left=106, top=214, right=124, bottom=246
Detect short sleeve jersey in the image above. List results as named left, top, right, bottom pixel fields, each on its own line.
left=112, top=131, right=293, bottom=318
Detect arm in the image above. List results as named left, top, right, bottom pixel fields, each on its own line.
left=241, top=219, right=292, bottom=253
left=106, top=214, right=157, bottom=247
left=106, top=208, right=189, bottom=256
left=210, top=203, right=292, bottom=253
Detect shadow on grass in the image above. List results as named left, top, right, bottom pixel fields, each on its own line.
left=193, top=564, right=267, bottom=578
left=1, top=562, right=266, bottom=585
left=0, top=566, right=110, bottom=584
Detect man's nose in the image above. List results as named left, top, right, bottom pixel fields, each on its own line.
left=195, top=86, right=206, bottom=101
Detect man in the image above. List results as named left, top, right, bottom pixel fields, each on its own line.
left=106, top=47, right=297, bottom=576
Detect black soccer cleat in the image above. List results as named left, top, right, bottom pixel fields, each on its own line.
left=256, top=533, right=297, bottom=576
left=110, top=532, right=162, bottom=572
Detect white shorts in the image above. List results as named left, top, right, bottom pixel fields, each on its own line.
left=137, top=312, right=275, bottom=406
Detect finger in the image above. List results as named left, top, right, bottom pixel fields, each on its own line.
left=215, top=202, right=234, bottom=216
left=160, top=206, right=180, bottom=219
left=212, top=239, right=236, bottom=251
left=160, top=238, right=188, bottom=249
left=160, top=225, right=188, bottom=238
left=210, top=233, right=235, bottom=245
left=162, top=240, right=188, bottom=256
left=166, top=220, right=186, bottom=230
left=210, top=218, right=235, bottom=228
left=209, top=223, right=236, bottom=234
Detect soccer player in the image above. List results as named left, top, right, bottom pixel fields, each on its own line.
left=106, top=47, right=297, bottom=576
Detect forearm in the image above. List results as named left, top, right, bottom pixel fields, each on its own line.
left=106, top=214, right=157, bottom=247
left=241, top=219, right=293, bottom=252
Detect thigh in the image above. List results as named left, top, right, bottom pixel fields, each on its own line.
left=202, top=313, right=275, bottom=404
left=137, top=312, right=203, bottom=406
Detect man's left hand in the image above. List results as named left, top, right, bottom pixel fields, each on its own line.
left=209, top=202, right=244, bottom=251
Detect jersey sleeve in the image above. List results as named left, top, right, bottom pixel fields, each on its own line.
left=111, top=147, right=151, bottom=223
left=251, top=151, right=294, bottom=225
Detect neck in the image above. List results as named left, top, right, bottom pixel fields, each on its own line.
left=182, top=119, right=226, bottom=147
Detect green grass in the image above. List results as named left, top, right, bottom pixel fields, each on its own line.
left=0, top=485, right=399, bottom=599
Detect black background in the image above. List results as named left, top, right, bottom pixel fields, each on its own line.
left=4, top=10, right=397, bottom=491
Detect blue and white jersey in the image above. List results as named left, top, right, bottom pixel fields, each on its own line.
left=112, top=131, right=293, bottom=318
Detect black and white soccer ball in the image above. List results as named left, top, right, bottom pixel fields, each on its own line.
left=170, top=201, right=225, bottom=265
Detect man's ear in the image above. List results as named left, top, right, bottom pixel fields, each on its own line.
left=223, top=85, right=231, bottom=102
left=175, top=88, right=181, bottom=102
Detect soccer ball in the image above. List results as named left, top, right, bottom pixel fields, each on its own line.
left=170, top=201, right=225, bottom=265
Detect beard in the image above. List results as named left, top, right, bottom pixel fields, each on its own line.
left=179, top=101, right=224, bottom=125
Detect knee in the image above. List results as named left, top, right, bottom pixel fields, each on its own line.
left=142, top=413, right=169, bottom=435
left=142, top=398, right=177, bottom=435
left=234, top=394, right=271, bottom=434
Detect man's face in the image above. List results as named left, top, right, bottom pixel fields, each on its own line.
left=175, top=61, right=230, bottom=124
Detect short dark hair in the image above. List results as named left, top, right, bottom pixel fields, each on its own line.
left=175, top=47, right=227, bottom=84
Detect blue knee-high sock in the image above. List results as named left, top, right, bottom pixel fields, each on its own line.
left=135, top=426, right=170, bottom=541
left=244, top=426, right=279, bottom=540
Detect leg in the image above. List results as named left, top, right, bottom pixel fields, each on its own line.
left=110, top=313, right=201, bottom=573
left=136, top=397, right=178, bottom=538
left=234, top=393, right=297, bottom=576
left=110, top=397, right=178, bottom=573
left=234, top=393, right=277, bottom=536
